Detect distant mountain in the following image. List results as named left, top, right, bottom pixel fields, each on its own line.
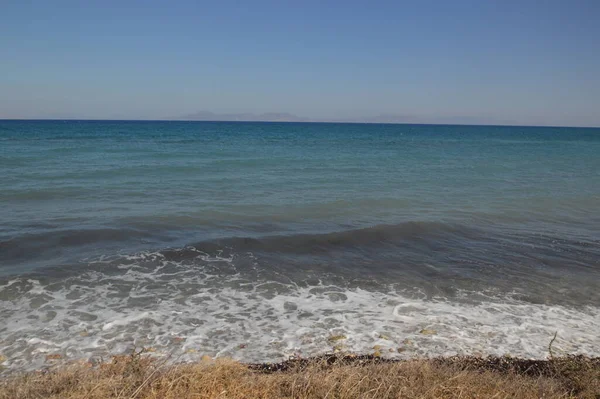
left=175, top=111, right=421, bottom=124
left=174, top=111, right=511, bottom=126
left=176, top=111, right=309, bottom=122
left=343, top=114, right=421, bottom=124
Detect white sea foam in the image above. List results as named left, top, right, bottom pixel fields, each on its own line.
left=0, top=255, right=598, bottom=373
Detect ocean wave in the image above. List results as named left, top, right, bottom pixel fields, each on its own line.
left=0, top=221, right=476, bottom=265
left=2, top=220, right=598, bottom=279
left=183, top=222, right=480, bottom=257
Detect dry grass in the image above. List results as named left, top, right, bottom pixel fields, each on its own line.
left=1, top=352, right=598, bottom=399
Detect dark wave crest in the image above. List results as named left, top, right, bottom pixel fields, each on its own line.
left=162, top=221, right=480, bottom=260
left=0, top=221, right=468, bottom=267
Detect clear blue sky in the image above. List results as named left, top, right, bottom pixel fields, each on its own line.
left=1, top=0, right=599, bottom=126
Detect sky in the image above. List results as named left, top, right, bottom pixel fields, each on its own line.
left=1, top=0, right=599, bottom=126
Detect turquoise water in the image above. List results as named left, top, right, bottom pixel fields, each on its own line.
left=0, top=120, right=599, bottom=371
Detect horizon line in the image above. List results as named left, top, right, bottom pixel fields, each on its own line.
left=0, top=118, right=599, bottom=129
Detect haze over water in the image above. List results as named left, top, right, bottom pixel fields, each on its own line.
left=1, top=120, right=599, bottom=372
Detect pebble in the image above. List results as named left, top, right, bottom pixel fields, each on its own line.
left=332, top=344, right=345, bottom=353
left=327, top=334, right=347, bottom=342
left=420, top=329, right=437, bottom=335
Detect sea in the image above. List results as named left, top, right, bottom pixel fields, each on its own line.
left=0, top=120, right=599, bottom=372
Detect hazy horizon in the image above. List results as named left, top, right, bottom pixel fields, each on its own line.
left=1, top=113, right=600, bottom=128
left=2, top=1, right=599, bottom=127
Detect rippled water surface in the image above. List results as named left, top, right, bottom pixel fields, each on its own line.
left=0, top=120, right=599, bottom=372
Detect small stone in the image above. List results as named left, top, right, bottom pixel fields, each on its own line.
left=373, top=350, right=382, bottom=357
left=372, top=345, right=382, bottom=351
left=378, top=333, right=390, bottom=340
left=388, top=348, right=394, bottom=353
left=79, top=331, right=89, bottom=337
left=45, top=354, right=62, bottom=361
left=238, top=344, right=247, bottom=349
left=403, top=339, right=413, bottom=345
left=144, top=347, right=157, bottom=353
left=186, top=348, right=197, bottom=353
left=332, top=344, right=345, bottom=353
left=419, top=329, right=437, bottom=335
left=0, top=355, right=6, bottom=363
left=327, top=334, right=347, bottom=342
left=397, top=347, right=406, bottom=353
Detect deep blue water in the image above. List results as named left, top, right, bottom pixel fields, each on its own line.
left=0, top=120, right=599, bottom=371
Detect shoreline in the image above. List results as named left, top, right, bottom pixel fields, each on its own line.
left=2, top=352, right=599, bottom=398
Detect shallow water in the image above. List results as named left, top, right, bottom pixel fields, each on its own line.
left=0, top=120, right=599, bottom=371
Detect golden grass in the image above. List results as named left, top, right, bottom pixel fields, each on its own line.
left=1, top=353, right=598, bottom=399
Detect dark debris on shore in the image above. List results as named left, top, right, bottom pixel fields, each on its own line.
left=249, top=353, right=600, bottom=377
left=249, top=353, right=600, bottom=396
